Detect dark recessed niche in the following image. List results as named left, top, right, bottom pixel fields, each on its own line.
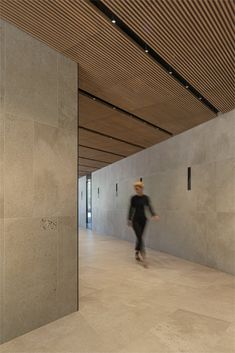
left=116, top=183, right=118, bottom=196
left=98, top=187, right=100, bottom=198
left=187, top=167, right=191, bottom=191
left=140, top=177, right=143, bottom=182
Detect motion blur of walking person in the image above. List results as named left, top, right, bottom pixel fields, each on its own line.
left=128, top=181, right=160, bottom=266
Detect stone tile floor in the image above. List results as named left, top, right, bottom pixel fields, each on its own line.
left=1, top=228, right=235, bottom=353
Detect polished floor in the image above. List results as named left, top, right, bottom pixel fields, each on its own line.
left=1, top=228, right=235, bottom=353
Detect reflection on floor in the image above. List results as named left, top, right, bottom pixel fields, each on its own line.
left=1, top=228, right=235, bottom=353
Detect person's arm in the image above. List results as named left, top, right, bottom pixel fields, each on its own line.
left=146, top=196, right=156, bottom=216
left=147, top=196, right=160, bottom=221
left=128, top=197, right=135, bottom=225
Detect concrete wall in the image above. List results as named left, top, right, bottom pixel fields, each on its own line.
left=79, top=176, right=87, bottom=228
left=91, top=110, right=235, bottom=275
left=0, top=20, right=78, bottom=343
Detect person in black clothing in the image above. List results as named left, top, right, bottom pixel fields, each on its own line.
left=128, top=181, right=160, bottom=262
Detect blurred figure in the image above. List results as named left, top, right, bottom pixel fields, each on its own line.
left=128, top=181, right=160, bottom=265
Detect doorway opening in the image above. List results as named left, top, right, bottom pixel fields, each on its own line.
left=86, top=174, right=92, bottom=229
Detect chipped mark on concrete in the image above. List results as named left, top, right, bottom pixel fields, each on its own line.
left=41, top=218, right=57, bottom=231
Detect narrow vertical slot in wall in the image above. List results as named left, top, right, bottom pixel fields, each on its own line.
left=116, top=183, right=118, bottom=196
left=187, top=167, right=191, bottom=191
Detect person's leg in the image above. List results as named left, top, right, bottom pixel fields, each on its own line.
left=139, top=220, right=147, bottom=258
left=132, top=222, right=142, bottom=260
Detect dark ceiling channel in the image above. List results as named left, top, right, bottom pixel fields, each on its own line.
left=79, top=144, right=126, bottom=157
left=79, top=156, right=110, bottom=164
left=79, top=126, right=145, bottom=149
left=79, top=89, right=173, bottom=136
left=89, top=0, right=219, bottom=115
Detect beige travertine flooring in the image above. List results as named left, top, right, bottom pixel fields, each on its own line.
left=1, top=228, right=235, bottom=353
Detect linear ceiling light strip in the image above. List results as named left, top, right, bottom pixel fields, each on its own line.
left=79, top=144, right=126, bottom=157
left=79, top=126, right=144, bottom=149
left=89, top=0, right=219, bottom=114
left=79, top=89, right=173, bottom=136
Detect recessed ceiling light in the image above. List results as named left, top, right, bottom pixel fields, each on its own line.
left=92, top=97, right=96, bottom=101
left=145, top=49, right=149, bottom=53
left=112, top=19, right=116, bottom=24
left=169, top=71, right=173, bottom=75
left=199, top=97, right=202, bottom=100
left=186, top=85, right=189, bottom=89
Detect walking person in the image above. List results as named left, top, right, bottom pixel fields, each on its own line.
left=128, top=181, right=160, bottom=266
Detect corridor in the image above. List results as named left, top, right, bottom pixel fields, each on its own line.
left=1, top=228, right=235, bottom=353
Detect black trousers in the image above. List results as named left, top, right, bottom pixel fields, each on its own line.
left=132, top=219, right=147, bottom=252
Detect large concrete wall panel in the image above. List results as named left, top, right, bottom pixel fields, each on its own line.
left=0, top=20, right=78, bottom=343
left=92, top=110, right=235, bottom=275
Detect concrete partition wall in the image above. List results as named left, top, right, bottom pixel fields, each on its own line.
left=92, top=110, right=235, bottom=275
left=0, top=20, right=78, bottom=343
left=79, top=176, right=87, bottom=228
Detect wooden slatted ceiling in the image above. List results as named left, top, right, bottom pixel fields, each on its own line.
left=75, top=1, right=216, bottom=134
left=104, top=0, right=235, bottom=113
left=1, top=0, right=216, bottom=133
left=1, top=0, right=228, bottom=177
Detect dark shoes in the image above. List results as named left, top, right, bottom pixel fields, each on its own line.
left=135, top=251, right=141, bottom=261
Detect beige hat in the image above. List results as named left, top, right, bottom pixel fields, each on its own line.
left=134, top=181, right=144, bottom=188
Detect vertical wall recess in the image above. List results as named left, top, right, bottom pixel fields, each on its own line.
left=116, top=183, right=118, bottom=196
left=98, top=187, right=100, bottom=198
left=140, top=177, right=143, bottom=182
left=187, top=167, right=191, bottom=191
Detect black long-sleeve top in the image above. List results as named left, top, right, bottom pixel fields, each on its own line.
left=128, top=195, right=156, bottom=222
